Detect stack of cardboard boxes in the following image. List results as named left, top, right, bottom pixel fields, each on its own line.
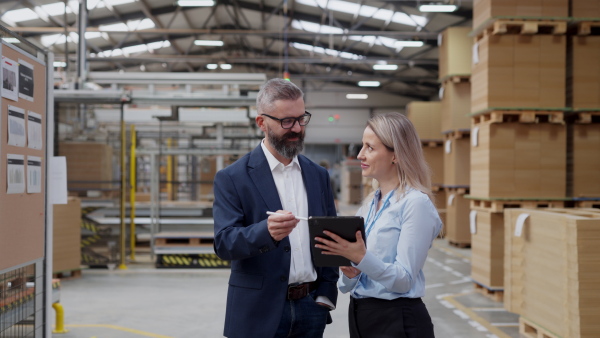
left=468, top=0, right=570, bottom=298
left=59, top=142, right=114, bottom=195
left=405, top=102, right=446, bottom=225
left=469, top=1, right=600, bottom=335
left=504, top=208, right=600, bottom=337
left=340, top=159, right=363, bottom=205
left=438, top=26, right=473, bottom=247
left=52, top=197, right=81, bottom=274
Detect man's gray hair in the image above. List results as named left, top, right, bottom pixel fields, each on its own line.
left=256, top=78, right=304, bottom=114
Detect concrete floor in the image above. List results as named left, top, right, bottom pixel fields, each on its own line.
left=50, top=202, right=521, bottom=338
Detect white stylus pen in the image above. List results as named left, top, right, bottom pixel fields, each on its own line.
left=266, top=211, right=308, bottom=221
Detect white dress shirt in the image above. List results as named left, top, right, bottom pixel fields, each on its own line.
left=261, top=140, right=317, bottom=284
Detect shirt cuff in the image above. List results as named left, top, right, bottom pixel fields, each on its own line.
left=315, top=296, right=335, bottom=310
left=355, top=250, right=386, bottom=278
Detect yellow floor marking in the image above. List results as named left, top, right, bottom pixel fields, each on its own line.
left=442, top=291, right=512, bottom=338
left=62, top=324, right=174, bottom=338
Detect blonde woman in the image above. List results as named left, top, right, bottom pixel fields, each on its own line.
left=315, top=112, right=442, bottom=338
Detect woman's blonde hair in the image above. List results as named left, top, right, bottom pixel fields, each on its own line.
left=366, top=112, right=433, bottom=201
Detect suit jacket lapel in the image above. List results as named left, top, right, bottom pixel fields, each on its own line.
left=248, top=145, right=283, bottom=212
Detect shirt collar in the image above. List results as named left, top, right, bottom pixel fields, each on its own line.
left=260, top=139, right=301, bottom=171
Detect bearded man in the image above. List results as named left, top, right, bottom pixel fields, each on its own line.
left=212, top=78, right=339, bottom=338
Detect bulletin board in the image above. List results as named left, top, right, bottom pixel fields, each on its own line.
left=0, top=42, right=47, bottom=271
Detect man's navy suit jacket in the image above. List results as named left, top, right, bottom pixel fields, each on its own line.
left=213, top=144, right=339, bottom=338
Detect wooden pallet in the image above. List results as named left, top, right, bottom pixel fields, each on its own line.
left=440, top=74, right=470, bottom=84
left=520, top=317, right=559, bottom=338
left=478, top=19, right=567, bottom=37
left=420, top=140, right=443, bottom=148
left=444, top=186, right=469, bottom=195
left=473, top=282, right=504, bottom=302
left=443, top=129, right=471, bottom=140
left=470, top=199, right=568, bottom=213
left=448, top=240, right=470, bottom=249
left=53, top=269, right=82, bottom=280
left=571, top=111, right=600, bottom=124
left=576, top=20, right=600, bottom=35
left=471, top=110, right=565, bottom=125
left=154, top=232, right=214, bottom=247
left=574, top=200, right=600, bottom=208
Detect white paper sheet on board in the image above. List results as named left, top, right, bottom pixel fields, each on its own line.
left=7, top=154, right=25, bottom=194
left=2, top=56, right=19, bottom=101
left=27, top=111, right=42, bottom=149
left=27, top=155, right=42, bottom=193
left=48, top=156, right=68, bottom=204
left=8, top=105, right=26, bottom=147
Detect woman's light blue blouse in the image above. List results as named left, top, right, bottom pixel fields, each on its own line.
left=338, top=188, right=442, bottom=299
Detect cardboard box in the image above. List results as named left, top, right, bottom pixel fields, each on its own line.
left=470, top=209, right=504, bottom=289
left=572, top=0, right=600, bottom=18
left=504, top=208, right=600, bottom=337
left=443, top=133, right=471, bottom=186
left=471, top=117, right=566, bottom=199
left=572, top=36, right=600, bottom=109
left=471, top=34, right=566, bottom=113
left=422, top=144, right=444, bottom=186
left=573, top=120, right=600, bottom=197
left=406, top=102, right=442, bottom=141
left=441, top=81, right=472, bottom=132
left=59, top=142, right=114, bottom=191
left=53, top=197, right=81, bottom=273
left=438, top=27, right=472, bottom=80
left=473, top=0, right=569, bottom=29
left=444, top=187, right=471, bottom=245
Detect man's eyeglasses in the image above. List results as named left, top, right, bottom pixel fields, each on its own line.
left=261, top=111, right=312, bottom=129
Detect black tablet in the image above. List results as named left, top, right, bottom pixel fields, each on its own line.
left=308, top=216, right=365, bottom=267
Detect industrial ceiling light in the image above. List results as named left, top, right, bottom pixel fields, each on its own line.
left=395, top=41, right=424, bottom=47
left=346, top=94, right=368, bottom=99
left=419, top=4, right=458, bottom=12
left=206, top=64, right=218, bottom=69
left=194, top=40, right=224, bottom=46
left=373, top=64, right=398, bottom=70
left=358, top=81, right=380, bottom=87
left=219, top=64, right=232, bottom=70
left=177, top=0, right=215, bottom=7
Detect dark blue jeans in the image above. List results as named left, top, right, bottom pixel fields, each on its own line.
left=274, top=291, right=329, bottom=338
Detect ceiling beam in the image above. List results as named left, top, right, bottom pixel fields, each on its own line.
left=13, top=26, right=440, bottom=39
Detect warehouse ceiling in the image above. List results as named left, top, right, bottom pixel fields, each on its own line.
left=1, top=0, right=472, bottom=100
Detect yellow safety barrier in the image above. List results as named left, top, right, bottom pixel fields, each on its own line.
left=52, top=303, right=69, bottom=333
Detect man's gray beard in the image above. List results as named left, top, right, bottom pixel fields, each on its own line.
left=267, top=127, right=304, bottom=159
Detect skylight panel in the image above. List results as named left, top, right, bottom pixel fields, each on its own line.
left=3, top=8, right=39, bottom=24
left=40, top=2, right=73, bottom=16
left=291, top=20, right=412, bottom=52
left=295, top=0, right=427, bottom=27
left=129, top=18, right=155, bottom=30
left=291, top=42, right=364, bottom=60
left=93, top=40, right=170, bottom=58
left=99, top=23, right=129, bottom=31
left=99, top=18, right=154, bottom=32
left=104, top=0, right=137, bottom=6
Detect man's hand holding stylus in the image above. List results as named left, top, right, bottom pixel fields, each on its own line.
left=267, top=210, right=299, bottom=242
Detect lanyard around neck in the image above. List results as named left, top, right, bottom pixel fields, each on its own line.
left=364, top=190, right=394, bottom=238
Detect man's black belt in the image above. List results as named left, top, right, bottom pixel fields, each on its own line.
left=287, top=282, right=317, bottom=300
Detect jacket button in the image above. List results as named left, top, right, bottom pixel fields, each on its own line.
left=284, top=246, right=290, bottom=252
left=280, top=276, right=286, bottom=282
